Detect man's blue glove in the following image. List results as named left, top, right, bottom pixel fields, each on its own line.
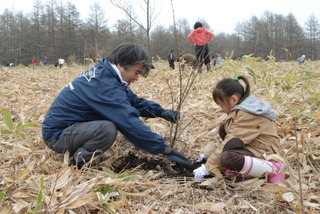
left=160, top=109, right=180, bottom=123
left=166, top=150, right=194, bottom=169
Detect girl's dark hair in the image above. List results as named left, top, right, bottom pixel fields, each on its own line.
left=212, top=76, right=250, bottom=105
left=106, top=43, right=151, bottom=77
left=194, top=22, right=203, bottom=29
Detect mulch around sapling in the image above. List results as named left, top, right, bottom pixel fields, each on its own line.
left=111, top=152, right=197, bottom=178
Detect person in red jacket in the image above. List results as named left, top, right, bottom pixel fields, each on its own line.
left=31, top=57, right=37, bottom=69
left=188, top=22, right=214, bottom=72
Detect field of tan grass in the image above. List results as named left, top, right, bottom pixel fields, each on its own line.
left=1, top=58, right=320, bottom=213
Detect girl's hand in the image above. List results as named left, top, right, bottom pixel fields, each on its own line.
left=193, top=164, right=210, bottom=182
left=195, top=154, right=206, bottom=163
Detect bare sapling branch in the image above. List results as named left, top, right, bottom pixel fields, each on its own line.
left=168, top=0, right=212, bottom=147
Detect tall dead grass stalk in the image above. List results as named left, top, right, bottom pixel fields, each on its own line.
left=294, top=122, right=305, bottom=213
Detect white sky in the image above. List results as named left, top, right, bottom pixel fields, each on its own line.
left=1, top=0, right=319, bottom=34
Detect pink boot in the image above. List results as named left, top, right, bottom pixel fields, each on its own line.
left=224, top=169, right=239, bottom=176
left=240, top=156, right=284, bottom=183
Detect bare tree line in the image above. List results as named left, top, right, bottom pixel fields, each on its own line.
left=0, top=0, right=319, bottom=66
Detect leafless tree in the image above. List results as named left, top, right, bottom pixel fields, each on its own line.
left=30, top=0, right=44, bottom=58
left=85, top=2, right=110, bottom=60
left=1, top=2, right=320, bottom=65
left=305, top=13, right=320, bottom=60
left=109, top=0, right=161, bottom=51
left=44, top=0, right=58, bottom=60
left=285, top=13, right=305, bottom=58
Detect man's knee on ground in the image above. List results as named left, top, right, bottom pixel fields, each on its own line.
left=81, top=121, right=118, bottom=154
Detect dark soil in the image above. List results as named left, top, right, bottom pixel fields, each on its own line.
left=111, top=152, right=198, bottom=178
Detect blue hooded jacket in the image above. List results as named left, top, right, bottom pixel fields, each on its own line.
left=42, top=59, right=166, bottom=154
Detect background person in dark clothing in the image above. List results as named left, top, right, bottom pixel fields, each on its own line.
left=168, top=50, right=176, bottom=69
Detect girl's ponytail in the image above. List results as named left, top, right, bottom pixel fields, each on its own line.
left=236, top=76, right=250, bottom=103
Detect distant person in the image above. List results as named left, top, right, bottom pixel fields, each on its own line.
left=168, top=50, right=176, bottom=69
left=211, top=56, right=216, bottom=66
left=216, top=56, right=221, bottom=65
left=179, top=54, right=198, bottom=71
left=58, top=57, right=65, bottom=69
left=298, top=55, right=305, bottom=64
left=43, top=57, right=49, bottom=65
left=42, top=43, right=192, bottom=169
left=32, top=57, right=37, bottom=69
left=7, top=62, right=14, bottom=68
left=188, top=22, right=214, bottom=72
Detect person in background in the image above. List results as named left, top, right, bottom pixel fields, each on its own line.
left=42, top=43, right=192, bottom=169
left=6, top=62, right=14, bottom=68
left=32, top=57, right=37, bottom=69
left=43, top=57, right=49, bottom=65
left=211, top=56, right=216, bottom=66
left=298, top=55, right=306, bottom=64
left=179, top=54, right=198, bottom=71
left=168, top=50, right=176, bottom=69
left=215, top=56, right=221, bottom=65
left=58, top=57, right=65, bottom=69
left=193, top=76, right=284, bottom=183
left=188, top=22, right=214, bottom=72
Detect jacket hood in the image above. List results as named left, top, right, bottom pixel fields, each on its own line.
left=194, top=27, right=205, bottom=33
left=231, top=96, right=276, bottom=121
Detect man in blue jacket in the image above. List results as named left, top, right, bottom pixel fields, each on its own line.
left=42, top=43, right=191, bottom=169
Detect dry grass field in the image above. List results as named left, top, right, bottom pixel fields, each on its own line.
left=1, top=57, right=320, bottom=213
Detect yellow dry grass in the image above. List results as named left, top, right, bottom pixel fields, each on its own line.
left=0, top=58, right=320, bottom=213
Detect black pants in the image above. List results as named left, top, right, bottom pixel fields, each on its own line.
left=168, top=60, right=175, bottom=69
left=46, top=120, right=118, bottom=164
left=195, top=44, right=210, bottom=67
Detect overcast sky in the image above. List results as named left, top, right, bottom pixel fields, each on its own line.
left=1, top=0, right=319, bottom=34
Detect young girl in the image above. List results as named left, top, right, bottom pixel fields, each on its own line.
left=193, top=76, right=284, bottom=183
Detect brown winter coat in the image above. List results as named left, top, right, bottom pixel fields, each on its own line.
left=204, top=110, right=281, bottom=173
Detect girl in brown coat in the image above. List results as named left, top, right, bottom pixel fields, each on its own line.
left=193, top=76, right=284, bottom=183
